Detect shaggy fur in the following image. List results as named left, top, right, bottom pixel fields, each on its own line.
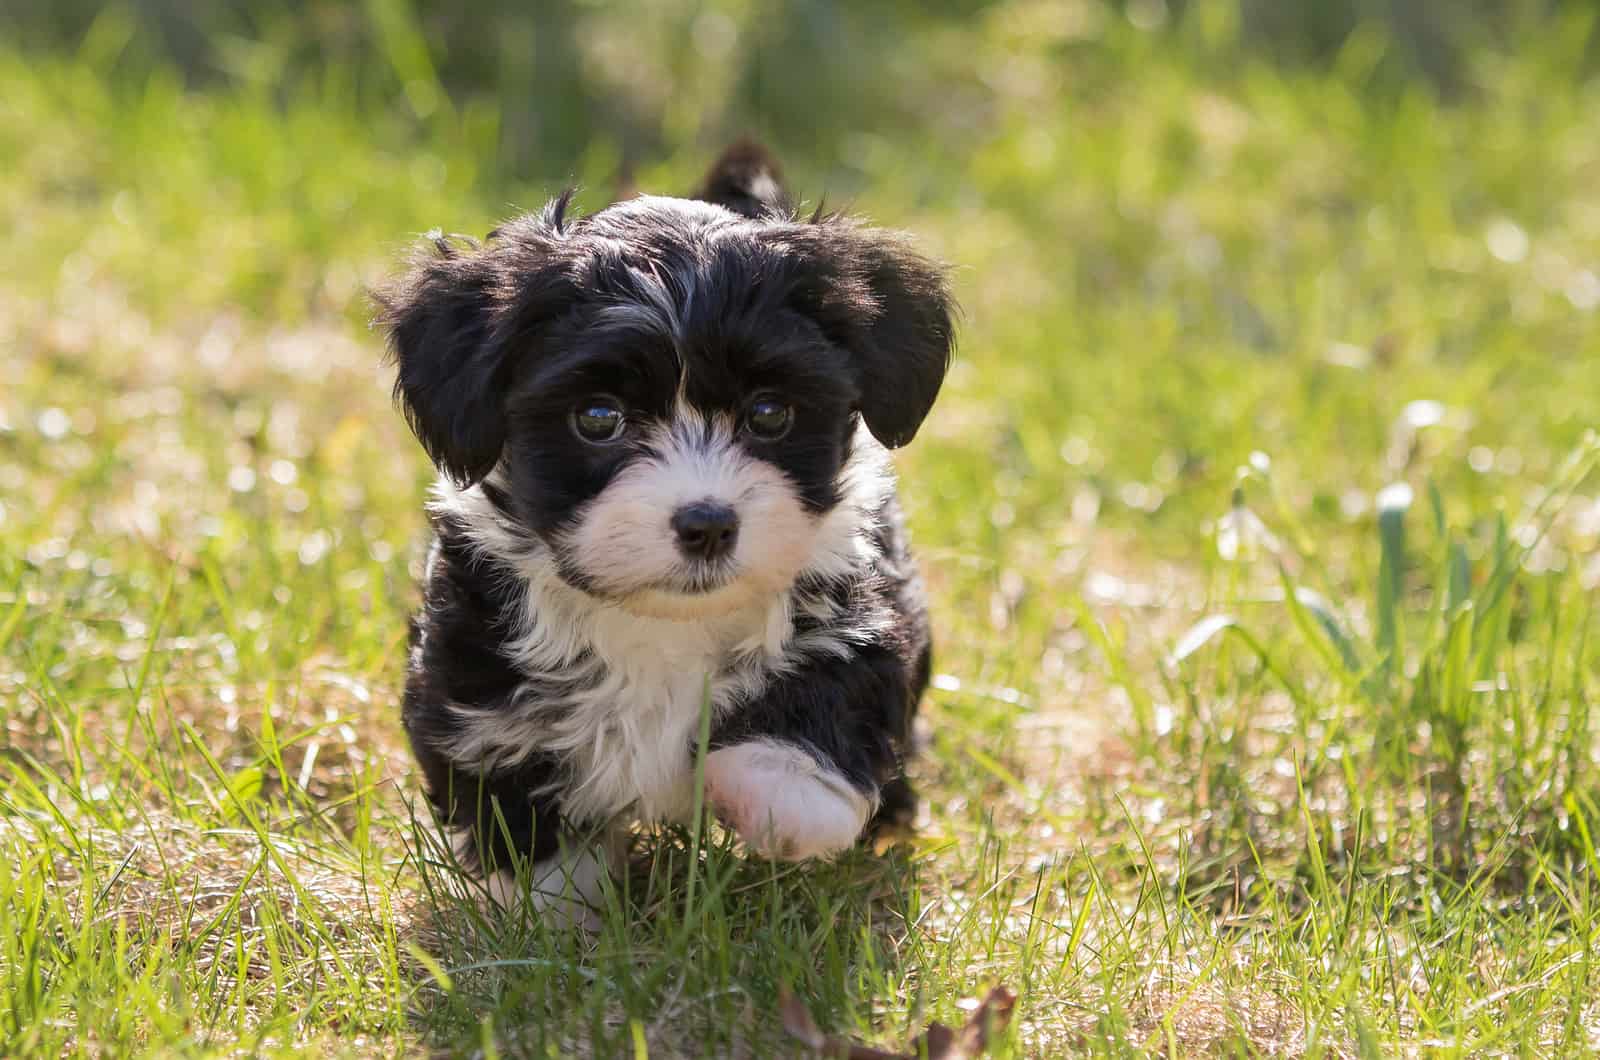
left=377, top=142, right=954, bottom=921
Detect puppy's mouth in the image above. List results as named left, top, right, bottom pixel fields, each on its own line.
left=647, top=562, right=738, bottom=596
left=614, top=564, right=776, bottom=620
left=549, top=541, right=744, bottom=603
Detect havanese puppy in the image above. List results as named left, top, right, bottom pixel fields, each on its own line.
left=377, top=142, right=955, bottom=926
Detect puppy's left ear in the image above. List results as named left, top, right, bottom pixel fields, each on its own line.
left=777, top=224, right=957, bottom=449
left=846, top=234, right=955, bottom=448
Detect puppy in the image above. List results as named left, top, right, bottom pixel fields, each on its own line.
left=377, top=143, right=955, bottom=925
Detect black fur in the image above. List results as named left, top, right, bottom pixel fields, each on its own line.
left=379, top=144, right=955, bottom=889
left=695, top=139, right=794, bottom=219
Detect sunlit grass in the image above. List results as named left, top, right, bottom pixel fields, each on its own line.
left=4, top=5, right=1600, bottom=1055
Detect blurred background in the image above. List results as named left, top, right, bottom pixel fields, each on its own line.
left=5, top=1, right=1595, bottom=187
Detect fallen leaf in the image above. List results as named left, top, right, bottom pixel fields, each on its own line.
left=778, top=984, right=1016, bottom=1059
left=779, top=988, right=827, bottom=1051
left=918, top=986, right=1017, bottom=1059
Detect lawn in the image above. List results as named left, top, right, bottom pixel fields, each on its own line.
left=4, top=3, right=1600, bottom=1055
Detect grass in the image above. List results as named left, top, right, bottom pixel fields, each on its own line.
left=4, top=3, right=1600, bottom=1054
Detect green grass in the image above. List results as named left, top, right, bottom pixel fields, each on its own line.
left=5, top=4, right=1600, bottom=1055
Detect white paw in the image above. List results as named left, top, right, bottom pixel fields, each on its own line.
left=481, top=840, right=614, bottom=932
left=703, top=740, right=874, bottom=860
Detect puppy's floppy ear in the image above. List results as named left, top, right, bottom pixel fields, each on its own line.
left=374, top=198, right=576, bottom=486
left=774, top=222, right=956, bottom=449
left=696, top=139, right=793, bottom=219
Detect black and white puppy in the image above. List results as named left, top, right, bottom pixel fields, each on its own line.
left=378, top=143, right=955, bottom=925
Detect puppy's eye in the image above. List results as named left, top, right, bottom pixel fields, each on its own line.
left=572, top=399, right=627, bottom=443
left=744, top=397, right=793, bottom=441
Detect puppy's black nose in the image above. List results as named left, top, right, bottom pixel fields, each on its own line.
left=671, top=502, right=740, bottom=561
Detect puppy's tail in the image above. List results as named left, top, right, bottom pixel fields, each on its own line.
left=695, top=139, right=793, bottom=220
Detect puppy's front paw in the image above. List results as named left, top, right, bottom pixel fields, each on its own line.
left=703, top=740, right=874, bottom=860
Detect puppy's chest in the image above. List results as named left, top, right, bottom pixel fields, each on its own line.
left=514, top=616, right=779, bottom=825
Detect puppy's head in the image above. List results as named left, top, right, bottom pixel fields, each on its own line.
left=377, top=146, right=954, bottom=619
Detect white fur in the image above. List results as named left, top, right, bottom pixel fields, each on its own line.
left=559, top=403, right=820, bottom=617
left=430, top=424, right=895, bottom=833
left=480, top=836, right=617, bottom=932
left=704, top=739, right=875, bottom=859
left=747, top=173, right=782, bottom=210
left=592, top=261, right=691, bottom=346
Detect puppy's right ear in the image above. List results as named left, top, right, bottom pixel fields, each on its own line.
left=375, top=235, right=503, bottom=486
left=375, top=199, right=575, bottom=486
left=696, top=139, right=793, bottom=219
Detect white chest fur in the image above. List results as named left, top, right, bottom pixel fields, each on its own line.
left=520, top=595, right=790, bottom=824
left=439, top=553, right=795, bottom=825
